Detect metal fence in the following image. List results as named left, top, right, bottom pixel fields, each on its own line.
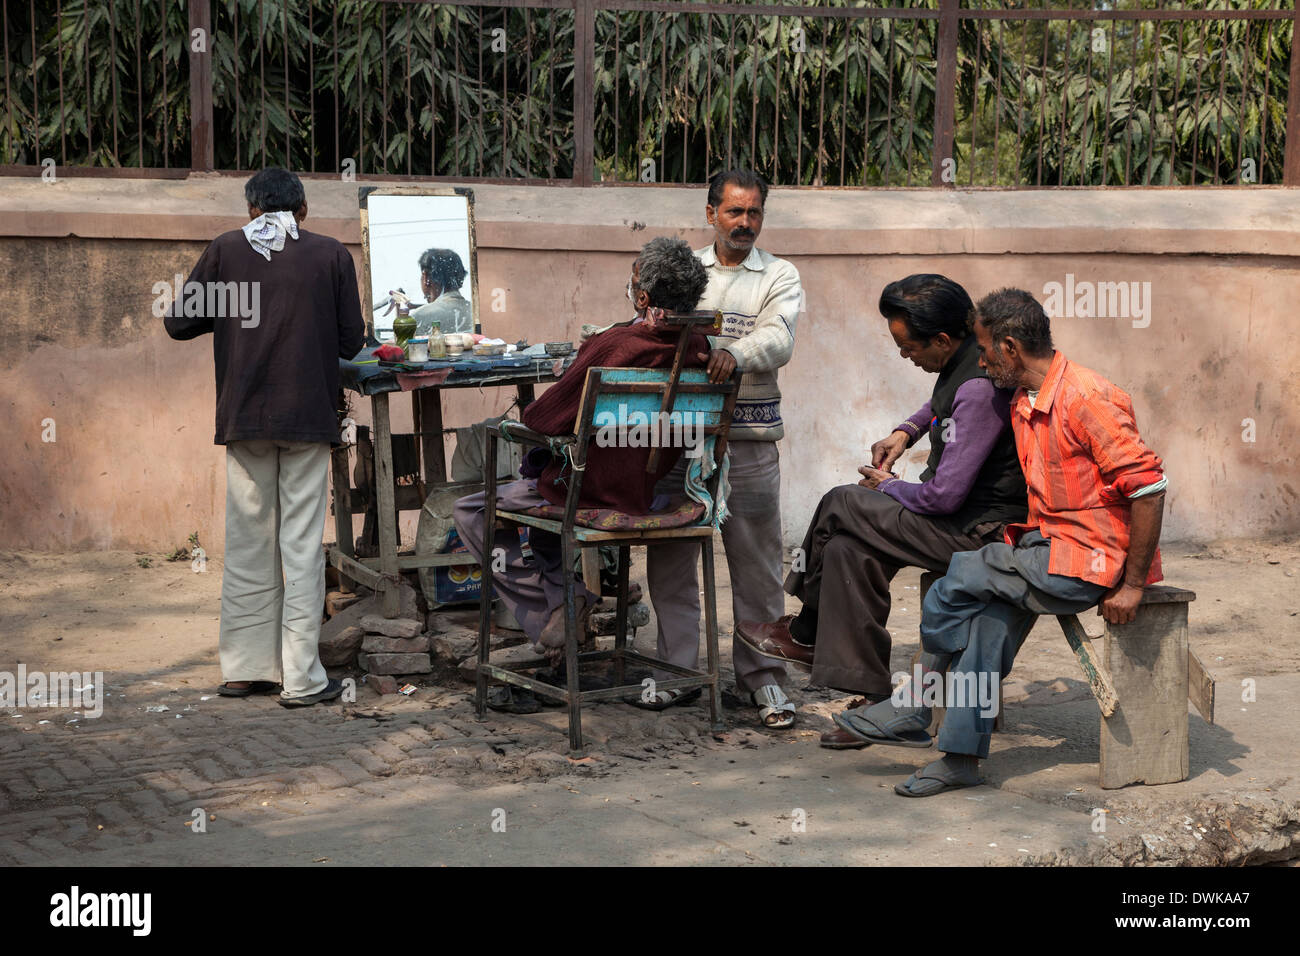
left=2, top=0, right=1296, bottom=186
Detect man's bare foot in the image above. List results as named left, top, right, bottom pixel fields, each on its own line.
left=538, top=596, right=596, bottom=663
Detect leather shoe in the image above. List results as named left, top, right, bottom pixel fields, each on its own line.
left=820, top=727, right=870, bottom=749
left=735, top=616, right=813, bottom=670
left=819, top=695, right=889, bottom=749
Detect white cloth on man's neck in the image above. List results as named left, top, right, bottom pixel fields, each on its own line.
left=242, top=210, right=299, bottom=260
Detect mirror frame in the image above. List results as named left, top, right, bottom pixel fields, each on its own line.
left=357, top=185, right=480, bottom=338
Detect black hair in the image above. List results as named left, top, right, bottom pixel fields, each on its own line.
left=244, top=167, right=305, bottom=213
left=878, top=274, right=974, bottom=343
left=418, top=248, right=468, bottom=292
left=974, top=288, right=1055, bottom=357
left=637, top=236, right=709, bottom=313
left=707, top=168, right=769, bottom=209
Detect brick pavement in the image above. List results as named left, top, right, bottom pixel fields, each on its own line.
left=0, top=673, right=751, bottom=865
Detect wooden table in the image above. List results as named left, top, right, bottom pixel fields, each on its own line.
left=328, top=357, right=561, bottom=618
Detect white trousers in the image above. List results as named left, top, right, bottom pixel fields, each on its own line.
left=220, top=440, right=331, bottom=699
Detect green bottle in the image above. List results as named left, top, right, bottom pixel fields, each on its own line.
left=393, top=304, right=416, bottom=347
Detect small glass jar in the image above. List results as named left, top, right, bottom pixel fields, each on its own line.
left=406, top=337, right=429, bottom=363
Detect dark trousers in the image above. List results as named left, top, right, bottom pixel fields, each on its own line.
left=921, top=531, right=1107, bottom=758
left=783, top=484, right=997, bottom=698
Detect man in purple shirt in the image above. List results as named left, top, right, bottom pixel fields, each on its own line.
left=736, top=274, right=1027, bottom=746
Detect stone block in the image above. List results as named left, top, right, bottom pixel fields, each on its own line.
left=319, top=624, right=364, bottom=668
left=360, top=615, right=423, bottom=639
left=360, top=634, right=431, bottom=654
left=361, top=652, right=432, bottom=676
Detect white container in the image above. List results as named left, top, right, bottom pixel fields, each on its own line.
left=406, top=337, right=429, bottom=363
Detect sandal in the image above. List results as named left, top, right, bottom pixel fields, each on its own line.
left=752, top=684, right=796, bottom=730
left=628, top=686, right=702, bottom=711
left=893, top=758, right=982, bottom=798
left=833, top=698, right=932, bottom=749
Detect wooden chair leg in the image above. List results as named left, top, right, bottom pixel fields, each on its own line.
left=613, top=545, right=630, bottom=688
left=475, top=475, right=499, bottom=721
left=701, top=536, right=723, bottom=732
left=561, top=536, right=584, bottom=755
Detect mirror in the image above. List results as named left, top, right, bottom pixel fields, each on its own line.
left=359, top=186, right=479, bottom=340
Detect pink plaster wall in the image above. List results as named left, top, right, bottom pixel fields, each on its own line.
left=1, top=177, right=1296, bottom=552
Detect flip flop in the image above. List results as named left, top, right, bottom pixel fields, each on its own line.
left=628, top=687, right=702, bottom=711
left=218, top=680, right=281, bottom=698
left=893, top=763, right=983, bottom=798
left=833, top=702, right=932, bottom=749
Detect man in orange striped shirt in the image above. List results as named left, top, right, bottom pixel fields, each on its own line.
left=834, top=288, right=1167, bottom=796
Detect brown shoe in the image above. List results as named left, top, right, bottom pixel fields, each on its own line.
left=820, top=727, right=870, bottom=750
left=735, top=616, right=813, bottom=670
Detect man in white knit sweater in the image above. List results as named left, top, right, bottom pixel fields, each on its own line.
left=643, top=169, right=803, bottom=728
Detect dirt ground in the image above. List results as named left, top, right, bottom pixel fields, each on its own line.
left=0, top=533, right=1297, bottom=866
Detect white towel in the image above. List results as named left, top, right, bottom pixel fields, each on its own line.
left=242, top=210, right=299, bottom=261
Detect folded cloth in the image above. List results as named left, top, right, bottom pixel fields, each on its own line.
left=242, top=210, right=300, bottom=260
left=373, top=344, right=406, bottom=362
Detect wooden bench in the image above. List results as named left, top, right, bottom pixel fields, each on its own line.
left=914, top=571, right=1212, bottom=789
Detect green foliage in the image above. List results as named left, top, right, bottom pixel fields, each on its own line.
left=0, top=0, right=1292, bottom=185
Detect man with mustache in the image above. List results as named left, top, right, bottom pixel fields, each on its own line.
left=643, top=169, right=805, bottom=728
left=834, top=288, right=1167, bottom=796
left=735, top=275, right=1027, bottom=749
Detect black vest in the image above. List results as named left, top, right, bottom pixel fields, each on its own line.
left=919, top=335, right=1028, bottom=534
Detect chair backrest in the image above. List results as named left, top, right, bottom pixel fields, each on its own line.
left=558, top=366, right=741, bottom=524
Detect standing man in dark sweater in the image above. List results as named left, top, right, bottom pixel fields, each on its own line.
left=164, top=168, right=365, bottom=707
left=736, top=275, right=1027, bottom=746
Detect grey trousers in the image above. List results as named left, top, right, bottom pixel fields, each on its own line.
left=920, top=530, right=1107, bottom=758
left=220, top=440, right=331, bottom=699
left=452, top=480, right=598, bottom=646
left=784, top=484, right=996, bottom=698
left=645, top=440, right=786, bottom=694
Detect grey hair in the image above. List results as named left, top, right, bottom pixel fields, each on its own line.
left=974, top=288, right=1054, bottom=358
left=636, top=237, right=709, bottom=313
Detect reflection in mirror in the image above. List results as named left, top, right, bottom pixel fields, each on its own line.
left=361, top=190, right=478, bottom=338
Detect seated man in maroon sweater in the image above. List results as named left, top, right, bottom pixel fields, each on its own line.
left=453, top=237, right=711, bottom=672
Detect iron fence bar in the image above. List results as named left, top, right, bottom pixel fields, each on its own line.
left=29, top=0, right=39, bottom=165
left=1056, top=18, right=1069, bottom=187
left=109, top=0, right=119, bottom=160
left=1284, top=9, right=1300, bottom=184
left=935, top=0, right=956, bottom=185
left=258, top=0, right=265, bottom=168
left=575, top=0, right=595, bottom=184
left=773, top=17, right=782, bottom=181
left=1261, top=18, right=1273, bottom=183
left=749, top=12, right=758, bottom=171
left=1190, top=17, right=1209, bottom=184
left=189, top=0, right=213, bottom=171
left=884, top=16, right=894, bottom=185
left=838, top=15, right=847, bottom=186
